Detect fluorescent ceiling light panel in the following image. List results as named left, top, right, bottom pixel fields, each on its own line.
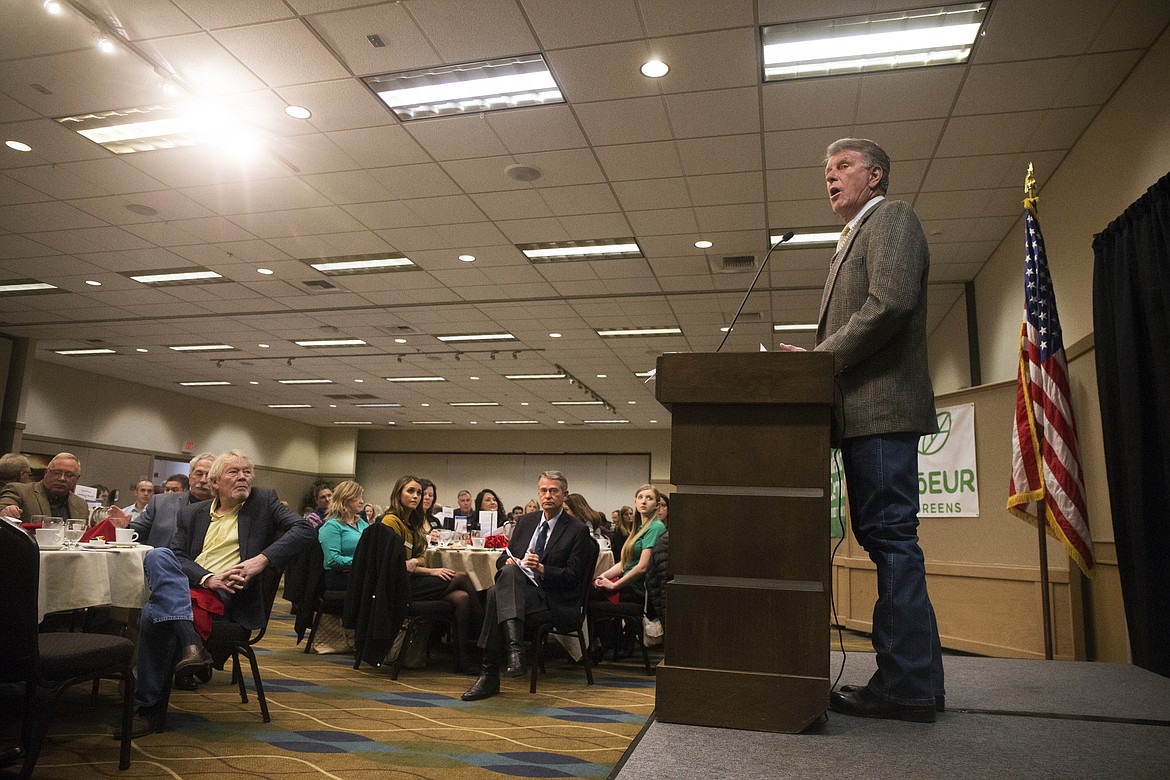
left=634, top=370, right=655, bottom=378
left=168, top=343, right=234, bottom=352
left=294, top=339, right=367, bottom=347
left=178, top=380, right=231, bottom=386
left=353, top=403, right=402, bottom=408
left=126, top=268, right=224, bottom=286
left=449, top=402, right=500, bottom=407
left=278, top=379, right=334, bottom=384
left=774, top=324, right=818, bottom=332
left=762, top=3, right=987, bottom=81
left=0, top=280, right=57, bottom=295
left=772, top=230, right=841, bottom=246
left=55, top=103, right=261, bottom=155
left=386, top=376, right=446, bottom=382
left=505, top=373, right=566, bottom=380
left=267, top=403, right=312, bottom=408
left=333, top=421, right=373, bottom=425
left=55, top=348, right=116, bottom=356
left=366, top=54, right=563, bottom=121
left=412, top=420, right=454, bottom=425
left=584, top=419, right=630, bottom=424
left=495, top=420, right=539, bottom=425
left=551, top=400, right=603, bottom=406
left=519, top=239, right=642, bottom=262
left=307, top=253, right=415, bottom=275
left=436, top=333, right=516, bottom=343
left=597, top=327, right=682, bottom=337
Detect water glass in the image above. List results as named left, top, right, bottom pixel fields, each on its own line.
left=64, top=519, right=86, bottom=546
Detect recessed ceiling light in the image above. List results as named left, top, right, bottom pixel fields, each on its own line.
left=96, top=36, right=115, bottom=54
left=54, top=348, right=116, bottom=356
left=549, top=332, right=562, bottom=338
left=552, top=400, right=603, bottom=406
left=278, top=378, right=334, bottom=384
left=43, top=0, right=62, bottom=15
left=450, top=402, right=500, bottom=407
left=640, top=59, right=669, bottom=78
left=284, top=105, right=312, bottom=119
left=774, top=323, right=818, bottom=332
left=178, top=380, right=231, bottom=386
left=294, top=338, right=367, bottom=347
left=386, top=376, right=446, bottom=382
left=519, top=239, right=642, bottom=262
left=354, top=403, right=402, bottom=408
left=307, top=253, right=415, bottom=275
left=694, top=240, right=713, bottom=249
left=458, top=254, right=476, bottom=262
left=762, top=2, right=988, bottom=81
left=773, top=229, right=841, bottom=247
left=469, top=421, right=478, bottom=425
left=0, top=280, right=57, bottom=295
left=505, top=373, right=566, bottom=380
left=394, top=338, right=407, bottom=344
left=436, top=333, right=515, bottom=342
left=126, top=268, right=224, bottom=285
left=168, top=343, right=234, bottom=352
left=136, top=348, right=148, bottom=353
left=495, top=420, right=539, bottom=425
left=257, top=267, right=274, bottom=275
left=5, top=140, right=32, bottom=152
left=84, top=280, right=102, bottom=286
left=267, top=404, right=312, bottom=408
left=365, top=54, right=563, bottom=121
left=597, top=327, right=682, bottom=338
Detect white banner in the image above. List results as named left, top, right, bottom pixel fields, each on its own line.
left=917, top=403, right=979, bottom=517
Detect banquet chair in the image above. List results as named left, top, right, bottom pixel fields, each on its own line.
left=0, top=520, right=135, bottom=777
left=198, top=566, right=283, bottom=723
left=527, top=538, right=600, bottom=693
left=295, top=541, right=348, bottom=654
left=587, top=591, right=653, bottom=676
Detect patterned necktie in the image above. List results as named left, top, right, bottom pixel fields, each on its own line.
left=836, top=224, right=852, bottom=254
left=532, top=521, right=549, bottom=557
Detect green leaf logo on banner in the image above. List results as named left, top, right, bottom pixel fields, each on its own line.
left=919, top=410, right=952, bottom=456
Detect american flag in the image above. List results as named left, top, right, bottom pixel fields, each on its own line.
left=1007, top=208, right=1094, bottom=573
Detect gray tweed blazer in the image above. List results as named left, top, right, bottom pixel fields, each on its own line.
left=814, top=198, right=939, bottom=446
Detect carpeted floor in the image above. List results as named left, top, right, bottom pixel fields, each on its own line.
left=2, top=601, right=659, bottom=779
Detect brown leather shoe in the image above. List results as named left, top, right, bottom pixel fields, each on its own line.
left=174, top=643, right=212, bottom=675
left=838, top=684, right=945, bottom=712
left=830, top=686, right=936, bottom=723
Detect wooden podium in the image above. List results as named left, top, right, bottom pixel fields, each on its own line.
left=654, top=351, right=834, bottom=733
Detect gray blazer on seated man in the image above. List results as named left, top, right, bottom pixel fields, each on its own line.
left=118, top=452, right=216, bottom=549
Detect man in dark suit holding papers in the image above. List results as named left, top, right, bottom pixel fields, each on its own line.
left=780, top=138, right=944, bottom=723
left=462, top=470, right=593, bottom=701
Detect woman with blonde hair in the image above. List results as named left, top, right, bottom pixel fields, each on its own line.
left=318, top=480, right=369, bottom=590
left=564, top=492, right=609, bottom=539
left=381, top=475, right=483, bottom=673
left=523, top=498, right=539, bottom=515
left=612, top=505, right=636, bottom=555
left=594, top=485, right=666, bottom=602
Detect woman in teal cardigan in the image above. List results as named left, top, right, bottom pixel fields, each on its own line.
left=317, top=480, right=368, bottom=590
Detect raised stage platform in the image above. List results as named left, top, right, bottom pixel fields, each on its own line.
left=611, top=651, right=1170, bottom=780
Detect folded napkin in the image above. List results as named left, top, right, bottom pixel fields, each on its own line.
left=80, top=519, right=115, bottom=543
left=190, top=588, right=225, bottom=641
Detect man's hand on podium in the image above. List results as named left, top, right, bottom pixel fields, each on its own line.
left=776, top=343, right=806, bottom=352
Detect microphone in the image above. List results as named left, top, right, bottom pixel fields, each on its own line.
left=716, top=231, right=795, bottom=352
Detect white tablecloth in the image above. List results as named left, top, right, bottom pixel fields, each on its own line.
left=38, top=545, right=151, bottom=623
left=423, top=547, right=614, bottom=591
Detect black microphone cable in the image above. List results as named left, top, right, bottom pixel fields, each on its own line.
left=715, top=231, right=794, bottom=352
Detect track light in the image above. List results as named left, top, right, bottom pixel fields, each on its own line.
left=454, top=353, right=462, bottom=362
left=286, top=358, right=293, bottom=367
left=397, top=355, right=403, bottom=363
left=513, top=351, right=519, bottom=360
left=490, top=352, right=497, bottom=360
left=215, top=360, right=223, bottom=368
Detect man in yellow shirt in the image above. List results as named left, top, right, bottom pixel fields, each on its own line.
left=119, top=450, right=313, bottom=739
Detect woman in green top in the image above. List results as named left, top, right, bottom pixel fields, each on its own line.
left=381, top=474, right=483, bottom=673
left=594, top=484, right=666, bottom=603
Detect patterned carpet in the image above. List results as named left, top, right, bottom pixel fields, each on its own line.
left=4, top=602, right=658, bottom=780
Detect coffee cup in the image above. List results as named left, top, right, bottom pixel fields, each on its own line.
left=36, top=527, right=64, bottom=548
left=470, top=536, right=485, bottom=548
left=114, top=528, right=139, bottom=544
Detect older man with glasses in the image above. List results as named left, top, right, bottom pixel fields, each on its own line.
left=0, top=452, right=88, bottom=520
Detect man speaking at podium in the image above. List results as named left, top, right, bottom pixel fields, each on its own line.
left=780, top=138, right=944, bottom=723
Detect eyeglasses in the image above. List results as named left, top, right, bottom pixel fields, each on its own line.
left=46, top=469, right=80, bottom=479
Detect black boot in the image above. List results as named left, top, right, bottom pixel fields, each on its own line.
left=461, top=661, right=501, bottom=701
left=501, top=619, right=527, bottom=677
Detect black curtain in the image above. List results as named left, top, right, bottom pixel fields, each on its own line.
left=1092, top=171, right=1170, bottom=677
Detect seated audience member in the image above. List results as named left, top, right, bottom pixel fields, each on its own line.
left=0, top=453, right=33, bottom=485
left=163, top=474, right=189, bottom=493
left=303, top=484, right=334, bottom=529
left=93, top=484, right=111, bottom=505
left=0, top=452, right=88, bottom=520
left=564, top=492, right=610, bottom=539
left=318, top=480, right=368, bottom=590
left=454, top=489, right=475, bottom=523
left=123, top=479, right=155, bottom=521
left=511, top=506, right=524, bottom=520
left=473, top=488, right=504, bottom=531
left=611, top=505, right=636, bottom=558
left=381, top=476, right=483, bottom=673
left=118, top=449, right=313, bottom=738
left=645, top=530, right=670, bottom=626
left=523, top=498, right=539, bottom=515
left=656, top=493, right=669, bottom=524
left=419, top=478, right=444, bottom=531
left=107, top=453, right=215, bottom=549
left=462, top=471, right=593, bottom=701
left=594, top=485, right=666, bottom=607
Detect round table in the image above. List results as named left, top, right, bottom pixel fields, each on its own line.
left=38, top=544, right=151, bottom=623
left=423, top=546, right=615, bottom=590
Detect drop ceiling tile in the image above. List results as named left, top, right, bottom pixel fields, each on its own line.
left=594, top=142, right=684, bottom=181
left=766, top=167, right=829, bottom=202
left=409, top=0, right=539, bottom=62
left=676, top=134, right=763, bottom=177
left=1089, top=0, right=1170, bottom=52
left=1028, top=106, right=1099, bottom=152
left=653, top=28, right=759, bottom=94
left=277, top=80, right=397, bottom=132
left=343, top=200, right=427, bottom=230
left=123, top=145, right=291, bottom=189
left=626, top=208, right=699, bottom=236
left=268, top=134, right=359, bottom=175
left=228, top=206, right=368, bottom=239
left=0, top=120, right=108, bottom=167
left=687, top=172, right=765, bottom=206
left=471, top=190, right=555, bottom=221
left=365, top=163, right=461, bottom=200
left=407, top=195, right=489, bottom=226
left=930, top=241, right=1002, bottom=265
left=545, top=40, right=658, bottom=103
left=432, top=221, right=511, bottom=248
left=520, top=0, right=644, bottom=49
left=648, top=256, right=710, bottom=276
left=664, top=87, right=760, bottom=138
left=440, top=157, right=532, bottom=193
left=574, top=96, right=672, bottom=146
left=0, top=174, right=52, bottom=205
left=486, top=106, right=589, bottom=154
left=144, top=32, right=267, bottom=95
left=405, top=115, right=511, bottom=161
left=495, top=217, right=569, bottom=243
left=537, top=184, right=621, bottom=216
left=639, top=0, right=755, bottom=36
left=302, top=170, right=394, bottom=205
left=4, top=164, right=113, bottom=201
left=856, top=67, right=965, bottom=124
left=974, top=0, right=1112, bottom=63
left=172, top=0, right=294, bottom=28
left=695, top=203, right=767, bottom=233
left=305, top=2, right=440, bottom=76
left=929, top=262, right=985, bottom=283
left=936, top=112, right=1044, bottom=158
left=330, top=126, right=431, bottom=168
left=0, top=202, right=106, bottom=233
left=765, top=127, right=851, bottom=171
left=557, top=213, right=632, bottom=238
left=761, top=76, right=860, bottom=132
left=213, top=20, right=349, bottom=88
left=612, top=178, right=692, bottom=211
left=851, top=119, right=946, bottom=163
left=375, top=226, right=450, bottom=251
left=182, top=177, right=332, bottom=215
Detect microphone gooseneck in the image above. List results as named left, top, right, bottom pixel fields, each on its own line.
left=715, top=231, right=795, bottom=352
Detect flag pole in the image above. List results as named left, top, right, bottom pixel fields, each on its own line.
left=1024, top=163, right=1055, bottom=660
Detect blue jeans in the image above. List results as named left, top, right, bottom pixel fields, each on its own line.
left=136, top=548, right=195, bottom=709
left=841, top=433, right=944, bottom=706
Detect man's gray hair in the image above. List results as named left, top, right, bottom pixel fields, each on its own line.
left=209, top=449, right=254, bottom=480
left=825, top=138, right=891, bottom=194
left=538, top=470, right=568, bottom=492
left=48, top=452, right=81, bottom=472
left=0, top=452, right=30, bottom=482
left=190, top=451, right=215, bottom=469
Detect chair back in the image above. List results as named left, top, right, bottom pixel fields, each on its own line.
left=575, top=538, right=601, bottom=618
left=248, top=565, right=284, bottom=646
left=0, top=521, right=40, bottom=683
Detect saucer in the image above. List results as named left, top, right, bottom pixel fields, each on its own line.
left=38, top=543, right=64, bottom=551
left=109, top=542, right=139, bottom=548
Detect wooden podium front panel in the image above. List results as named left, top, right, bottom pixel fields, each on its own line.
left=665, top=581, right=828, bottom=677
left=655, top=666, right=826, bottom=733
left=670, top=403, right=829, bottom=488
left=669, top=494, right=828, bottom=583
